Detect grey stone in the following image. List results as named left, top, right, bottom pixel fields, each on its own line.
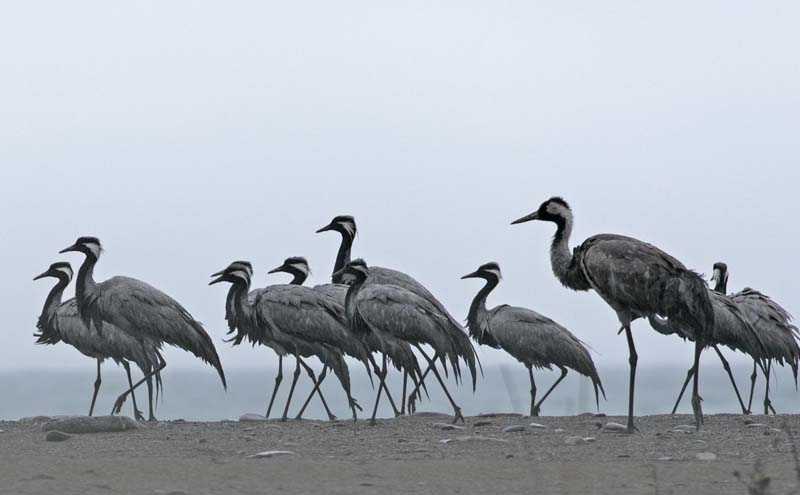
left=672, top=425, right=697, bottom=433
left=529, top=422, right=547, bottom=429
left=502, top=425, right=527, bottom=433
left=433, top=423, right=465, bottom=431
left=42, top=415, right=142, bottom=434
left=247, top=450, right=296, bottom=459
left=45, top=431, right=72, bottom=442
left=239, top=413, right=269, bottom=422
left=441, top=436, right=509, bottom=444
left=657, top=456, right=673, bottom=461
left=472, top=420, right=492, bottom=427
left=593, top=413, right=607, bottom=418
left=743, top=418, right=754, bottom=425
left=477, top=413, right=523, bottom=418
left=696, top=452, right=717, bottom=461
left=584, top=437, right=596, bottom=442
left=601, top=422, right=627, bottom=433
left=554, top=428, right=565, bottom=433
left=746, top=423, right=769, bottom=428
left=412, top=411, right=451, bottom=418
left=564, top=435, right=586, bottom=445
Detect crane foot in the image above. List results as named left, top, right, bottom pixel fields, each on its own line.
left=451, top=408, right=465, bottom=424
left=134, top=409, right=146, bottom=422
left=691, top=394, right=704, bottom=430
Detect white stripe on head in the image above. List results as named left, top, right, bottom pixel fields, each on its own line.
left=484, top=267, right=502, bottom=280
left=55, top=266, right=74, bottom=279
left=229, top=270, right=250, bottom=283
left=85, top=241, right=101, bottom=259
left=289, top=262, right=310, bottom=276
left=339, top=219, right=356, bottom=238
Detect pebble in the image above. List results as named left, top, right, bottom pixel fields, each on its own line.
left=477, top=413, right=523, bottom=418
left=239, top=413, right=269, bottom=422
left=42, top=416, right=141, bottom=434
left=593, top=413, right=607, bottom=418
left=45, top=431, right=72, bottom=442
left=584, top=437, right=596, bottom=443
left=695, top=452, right=717, bottom=461
left=601, top=422, right=627, bottom=433
left=440, top=436, right=509, bottom=444
left=743, top=418, right=754, bottom=425
left=412, top=411, right=451, bottom=418
left=529, top=422, right=547, bottom=429
left=657, top=456, right=673, bottom=462
left=502, top=425, right=527, bottom=433
left=433, top=423, right=465, bottom=431
left=473, top=420, right=492, bottom=427
left=564, top=436, right=586, bottom=445
left=746, top=423, right=769, bottom=428
left=247, top=450, right=296, bottom=459
left=672, top=425, right=697, bottom=433
left=554, top=428, right=565, bottom=433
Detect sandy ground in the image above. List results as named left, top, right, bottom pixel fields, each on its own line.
left=1, top=413, right=799, bottom=495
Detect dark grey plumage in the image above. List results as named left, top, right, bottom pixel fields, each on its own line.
left=60, top=236, right=226, bottom=414
left=462, top=262, right=604, bottom=415
left=34, top=262, right=164, bottom=420
left=512, top=197, right=714, bottom=432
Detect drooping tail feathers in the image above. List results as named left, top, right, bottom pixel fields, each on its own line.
left=662, top=270, right=715, bottom=344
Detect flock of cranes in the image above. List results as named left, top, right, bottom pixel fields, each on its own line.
left=33, top=197, right=798, bottom=433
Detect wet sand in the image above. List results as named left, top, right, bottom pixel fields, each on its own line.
left=1, top=413, right=799, bottom=494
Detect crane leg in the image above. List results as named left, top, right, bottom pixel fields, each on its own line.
left=145, top=374, right=156, bottom=421
left=295, top=366, right=329, bottom=420
left=89, top=358, right=102, bottom=417
left=623, top=326, right=639, bottom=433
left=406, top=361, right=435, bottom=413
left=121, top=361, right=145, bottom=422
left=414, top=345, right=464, bottom=424
left=527, top=365, right=537, bottom=417
left=298, top=359, right=337, bottom=420
left=763, top=361, right=776, bottom=415
left=670, top=367, right=693, bottom=415
left=369, top=354, right=389, bottom=425
left=281, top=358, right=303, bottom=421
left=690, top=341, right=704, bottom=430
left=400, top=372, right=408, bottom=415
left=111, top=356, right=166, bottom=416
left=266, top=355, right=283, bottom=418
left=747, top=360, right=758, bottom=413
left=713, top=345, right=749, bottom=414
left=533, top=367, right=568, bottom=416
left=368, top=354, right=400, bottom=416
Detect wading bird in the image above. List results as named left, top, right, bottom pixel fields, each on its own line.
left=512, top=197, right=714, bottom=432
left=34, top=262, right=164, bottom=420
left=712, top=262, right=799, bottom=414
left=338, top=259, right=467, bottom=424
left=60, top=236, right=226, bottom=414
left=462, top=262, right=605, bottom=415
left=317, top=215, right=478, bottom=413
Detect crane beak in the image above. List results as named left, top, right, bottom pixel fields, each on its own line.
left=511, top=211, right=539, bottom=225
left=59, top=243, right=80, bottom=254
left=209, top=273, right=226, bottom=285
left=33, top=270, right=50, bottom=281
left=267, top=265, right=286, bottom=274
left=315, top=223, right=334, bottom=233
left=460, top=270, right=481, bottom=280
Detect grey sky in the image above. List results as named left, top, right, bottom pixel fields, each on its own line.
left=2, top=1, right=798, bottom=374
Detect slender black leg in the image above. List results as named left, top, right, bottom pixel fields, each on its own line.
left=690, top=341, right=704, bottom=430
left=368, top=354, right=400, bottom=416
left=297, top=359, right=336, bottom=420
left=296, top=366, right=329, bottom=420
left=89, top=359, right=102, bottom=417
left=623, top=326, right=638, bottom=433
left=406, top=360, right=436, bottom=413
left=265, top=355, right=283, bottom=418
left=414, top=345, right=464, bottom=424
left=747, top=359, right=758, bottom=413
left=764, top=361, right=776, bottom=415
left=527, top=365, right=537, bottom=417
left=713, top=345, right=749, bottom=414
left=121, top=361, right=145, bottom=421
left=400, top=372, right=408, bottom=415
left=369, top=354, right=388, bottom=426
left=281, top=358, right=303, bottom=421
left=671, top=367, right=694, bottom=415
left=533, top=367, right=568, bottom=416
left=145, top=375, right=156, bottom=421
left=111, top=356, right=167, bottom=415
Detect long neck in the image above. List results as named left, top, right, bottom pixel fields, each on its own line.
left=38, top=278, right=69, bottom=334
left=466, top=279, right=496, bottom=336
left=713, top=276, right=727, bottom=294
left=224, top=283, right=243, bottom=331
left=75, top=255, right=98, bottom=305
left=344, top=278, right=365, bottom=331
left=332, top=234, right=354, bottom=283
left=289, top=270, right=307, bottom=286
left=229, top=280, right=257, bottom=345
left=549, top=214, right=580, bottom=289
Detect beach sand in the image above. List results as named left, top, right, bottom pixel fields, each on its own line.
left=1, top=413, right=798, bottom=494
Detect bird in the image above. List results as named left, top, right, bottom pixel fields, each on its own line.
left=34, top=261, right=164, bottom=421
left=211, top=261, right=363, bottom=420
left=512, top=197, right=714, bottom=432
left=59, top=236, right=226, bottom=415
left=647, top=276, right=767, bottom=415
left=461, top=262, right=605, bottom=416
left=267, top=256, right=423, bottom=418
left=337, top=259, right=467, bottom=424
left=712, top=262, right=799, bottom=414
left=317, top=215, right=479, bottom=413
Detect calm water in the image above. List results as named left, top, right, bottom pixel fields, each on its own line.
left=1, top=361, right=796, bottom=421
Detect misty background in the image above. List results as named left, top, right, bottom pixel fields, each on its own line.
left=1, top=1, right=798, bottom=419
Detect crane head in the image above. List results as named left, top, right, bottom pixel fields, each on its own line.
left=33, top=262, right=74, bottom=282
left=461, top=262, right=502, bottom=282
left=59, top=236, right=103, bottom=259
left=316, top=215, right=357, bottom=239
left=268, top=256, right=311, bottom=277
left=334, top=258, right=369, bottom=282
left=209, top=262, right=252, bottom=286
left=710, top=262, right=729, bottom=290
left=511, top=197, right=571, bottom=226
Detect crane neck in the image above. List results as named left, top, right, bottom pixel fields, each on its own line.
left=288, top=270, right=307, bottom=286
left=75, top=254, right=98, bottom=306
left=343, top=276, right=365, bottom=330
left=549, top=214, right=579, bottom=289
left=466, top=279, right=497, bottom=343
left=332, top=234, right=354, bottom=283
left=38, top=278, right=69, bottom=336
left=712, top=278, right=727, bottom=294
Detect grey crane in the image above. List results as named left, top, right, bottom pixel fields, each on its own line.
left=268, top=256, right=423, bottom=418
left=462, top=262, right=605, bottom=416
left=647, top=277, right=768, bottom=414
left=337, top=259, right=467, bottom=424
left=317, top=215, right=479, bottom=413
left=211, top=260, right=338, bottom=420
left=211, top=261, right=363, bottom=420
left=59, top=236, right=226, bottom=414
left=34, top=262, right=164, bottom=421
left=512, top=197, right=714, bottom=432
left=712, top=262, right=799, bottom=414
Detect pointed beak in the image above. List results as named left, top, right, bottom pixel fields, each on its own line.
left=461, top=270, right=481, bottom=280
left=59, top=243, right=79, bottom=254
left=33, top=270, right=50, bottom=281
left=316, top=223, right=334, bottom=233
left=511, top=211, right=539, bottom=225
left=267, top=265, right=286, bottom=274
left=209, top=273, right=226, bottom=285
